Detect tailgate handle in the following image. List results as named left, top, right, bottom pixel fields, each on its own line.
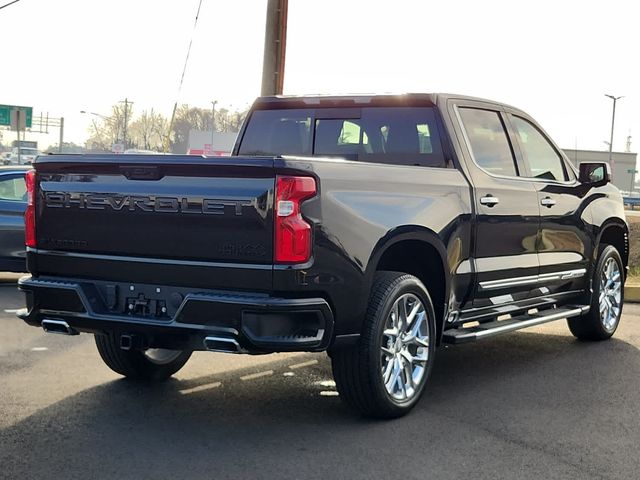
left=120, top=166, right=163, bottom=181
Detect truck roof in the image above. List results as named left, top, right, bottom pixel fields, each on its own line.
left=252, top=93, right=513, bottom=110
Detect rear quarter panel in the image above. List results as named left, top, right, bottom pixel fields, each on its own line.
left=274, top=157, right=473, bottom=335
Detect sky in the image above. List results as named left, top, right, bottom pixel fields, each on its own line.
left=0, top=0, right=637, bottom=154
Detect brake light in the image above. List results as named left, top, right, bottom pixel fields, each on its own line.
left=25, top=169, right=36, bottom=248
left=274, top=176, right=316, bottom=263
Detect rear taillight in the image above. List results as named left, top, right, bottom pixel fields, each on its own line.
left=274, top=175, right=316, bottom=263
left=25, top=169, right=36, bottom=248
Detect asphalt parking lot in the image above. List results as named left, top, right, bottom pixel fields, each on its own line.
left=1, top=276, right=639, bottom=480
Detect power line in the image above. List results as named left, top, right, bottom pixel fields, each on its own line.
left=164, top=0, right=204, bottom=152
left=0, top=0, right=21, bottom=10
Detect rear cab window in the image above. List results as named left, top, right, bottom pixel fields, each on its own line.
left=238, top=106, right=449, bottom=168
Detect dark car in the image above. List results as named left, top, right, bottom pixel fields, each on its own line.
left=0, top=165, right=29, bottom=272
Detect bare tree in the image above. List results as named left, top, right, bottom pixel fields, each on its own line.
left=129, top=109, right=167, bottom=151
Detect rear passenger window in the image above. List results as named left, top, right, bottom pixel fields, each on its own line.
left=510, top=115, right=567, bottom=182
left=0, top=176, right=26, bottom=202
left=459, top=108, right=518, bottom=177
left=314, top=107, right=446, bottom=167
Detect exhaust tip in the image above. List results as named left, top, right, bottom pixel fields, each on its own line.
left=42, top=319, right=78, bottom=336
left=203, top=336, right=242, bottom=353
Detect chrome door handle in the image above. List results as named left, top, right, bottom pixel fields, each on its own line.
left=540, top=197, right=556, bottom=208
left=480, top=195, right=500, bottom=207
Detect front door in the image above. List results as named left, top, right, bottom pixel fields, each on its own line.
left=506, top=112, right=590, bottom=298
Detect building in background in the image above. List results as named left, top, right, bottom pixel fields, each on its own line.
left=562, top=149, right=638, bottom=193
left=187, top=130, right=238, bottom=156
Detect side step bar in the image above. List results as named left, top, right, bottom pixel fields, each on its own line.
left=442, top=305, right=589, bottom=344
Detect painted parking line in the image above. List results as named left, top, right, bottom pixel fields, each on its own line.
left=179, top=382, right=222, bottom=395
left=288, top=359, right=318, bottom=370
left=315, top=380, right=336, bottom=387
left=319, top=391, right=339, bottom=397
left=4, top=309, right=21, bottom=314
left=240, top=370, right=274, bottom=381
left=30, top=347, right=48, bottom=352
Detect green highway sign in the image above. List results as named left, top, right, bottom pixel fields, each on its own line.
left=627, top=169, right=638, bottom=174
left=0, top=104, right=33, bottom=128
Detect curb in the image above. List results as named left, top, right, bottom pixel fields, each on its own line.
left=625, top=284, right=640, bottom=303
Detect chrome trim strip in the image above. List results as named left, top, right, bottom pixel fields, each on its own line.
left=479, top=275, right=539, bottom=290
left=28, top=248, right=272, bottom=270
left=479, top=268, right=587, bottom=291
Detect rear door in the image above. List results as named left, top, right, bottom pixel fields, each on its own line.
left=505, top=112, right=590, bottom=297
left=454, top=102, right=541, bottom=309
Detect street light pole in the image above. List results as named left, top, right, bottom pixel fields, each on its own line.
left=605, top=94, right=623, bottom=179
left=81, top=110, right=114, bottom=148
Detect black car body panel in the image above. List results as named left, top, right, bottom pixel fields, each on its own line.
left=18, top=94, right=628, bottom=353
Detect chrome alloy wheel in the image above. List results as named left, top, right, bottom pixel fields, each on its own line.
left=381, top=293, right=430, bottom=401
left=599, top=257, right=622, bottom=331
left=144, top=348, right=183, bottom=365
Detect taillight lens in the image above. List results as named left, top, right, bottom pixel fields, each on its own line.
left=25, top=169, right=36, bottom=248
left=274, top=175, right=316, bottom=263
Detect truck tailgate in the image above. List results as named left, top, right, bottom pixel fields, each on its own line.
left=33, top=156, right=275, bottom=283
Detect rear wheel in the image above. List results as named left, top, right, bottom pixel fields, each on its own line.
left=568, top=244, right=624, bottom=341
left=331, top=271, right=436, bottom=418
left=94, top=333, right=192, bottom=380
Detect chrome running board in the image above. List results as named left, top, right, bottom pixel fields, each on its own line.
left=442, top=305, right=589, bottom=344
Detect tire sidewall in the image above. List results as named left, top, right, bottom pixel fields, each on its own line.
left=368, top=275, right=437, bottom=411
left=591, top=244, right=624, bottom=337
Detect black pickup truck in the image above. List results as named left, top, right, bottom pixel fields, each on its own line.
left=18, top=94, right=628, bottom=418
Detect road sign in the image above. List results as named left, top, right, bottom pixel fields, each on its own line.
left=112, top=143, right=124, bottom=154
left=10, top=110, right=26, bottom=130
left=627, top=169, right=638, bottom=174
left=0, top=104, right=33, bottom=128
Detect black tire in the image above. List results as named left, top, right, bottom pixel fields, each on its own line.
left=568, top=244, right=624, bottom=341
left=331, top=271, right=437, bottom=418
left=94, top=333, right=192, bottom=380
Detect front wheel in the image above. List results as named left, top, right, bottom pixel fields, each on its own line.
left=331, top=271, right=437, bottom=418
left=95, top=333, right=192, bottom=380
left=568, top=244, right=624, bottom=341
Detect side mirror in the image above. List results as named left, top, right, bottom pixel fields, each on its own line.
left=579, top=162, right=610, bottom=186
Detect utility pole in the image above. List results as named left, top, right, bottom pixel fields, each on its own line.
left=58, top=117, right=64, bottom=153
left=605, top=94, right=623, bottom=179
left=16, top=110, right=21, bottom=164
left=211, top=100, right=217, bottom=154
left=121, top=98, right=132, bottom=148
left=261, top=0, right=288, bottom=96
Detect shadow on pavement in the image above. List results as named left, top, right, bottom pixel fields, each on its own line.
left=1, top=331, right=640, bottom=480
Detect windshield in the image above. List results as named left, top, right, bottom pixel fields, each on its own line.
left=18, top=148, right=38, bottom=155
left=238, top=107, right=446, bottom=167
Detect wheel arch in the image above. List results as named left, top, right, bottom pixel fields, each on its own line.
left=366, top=226, right=450, bottom=344
left=597, top=219, right=629, bottom=273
